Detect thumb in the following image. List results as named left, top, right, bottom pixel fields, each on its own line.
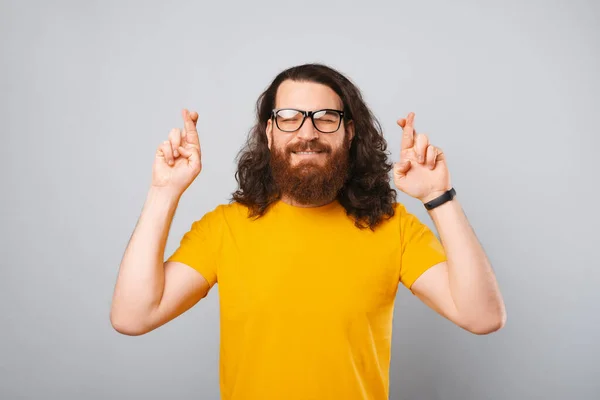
left=178, top=145, right=193, bottom=158
left=394, top=160, right=411, bottom=178
left=178, top=145, right=199, bottom=163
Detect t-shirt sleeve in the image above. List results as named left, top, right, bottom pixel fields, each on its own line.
left=166, top=208, right=220, bottom=289
left=397, top=203, right=447, bottom=290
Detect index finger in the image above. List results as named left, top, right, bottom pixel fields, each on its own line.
left=182, top=109, right=200, bottom=147
left=398, top=112, right=415, bottom=150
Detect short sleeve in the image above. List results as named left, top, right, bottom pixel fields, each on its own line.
left=397, top=203, right=447, bottom=290
left=166, top=210, right=220, bottom=289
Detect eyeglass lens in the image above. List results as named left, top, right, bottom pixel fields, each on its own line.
left=275, top=109, right=341, bottom=133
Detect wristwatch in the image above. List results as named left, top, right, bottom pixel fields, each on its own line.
left=423, top=188, right=456, bottom=210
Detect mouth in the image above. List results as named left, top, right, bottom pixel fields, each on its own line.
left=292, top=151, right=325, bottom=156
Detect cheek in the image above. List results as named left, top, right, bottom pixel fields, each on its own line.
left=272, top=138, right=283, bottom=152
left=274, top=135, right=294, bottom=151
left=271, top=140, right=289, bottom=158
left=331, top=139, right=344, bottom=152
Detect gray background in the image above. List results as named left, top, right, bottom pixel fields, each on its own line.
left=1, top=0, right=598, bottom=399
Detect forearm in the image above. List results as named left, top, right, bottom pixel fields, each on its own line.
left=427, top=197, right=506, bottom=330
left=111, top=187, right=180, bottom=327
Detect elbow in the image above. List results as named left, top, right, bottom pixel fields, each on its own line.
left=463, top=310, right=507, bottom=335
left=110, top=310, right=151, bottom=336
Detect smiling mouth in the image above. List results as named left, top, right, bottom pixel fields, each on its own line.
left=292, top=151, right=324, bottom=155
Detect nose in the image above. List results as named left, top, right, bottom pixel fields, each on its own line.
left=296, top=116, right=319, bottom=142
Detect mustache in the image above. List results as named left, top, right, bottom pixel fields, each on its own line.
left=288, top=143, right=329, bottom=152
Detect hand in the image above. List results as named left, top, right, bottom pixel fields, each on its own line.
left=393, top=112, right=452, bottom=203
left=151, top=109, right=202, bottom=196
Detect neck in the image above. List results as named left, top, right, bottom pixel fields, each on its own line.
left=280, top=194, right=337, bottom=208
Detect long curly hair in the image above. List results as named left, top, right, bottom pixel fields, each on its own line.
left=229, top=63, right=397, bottom=231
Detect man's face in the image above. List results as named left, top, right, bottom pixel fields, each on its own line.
left=266, top=80, right=354, bottom=206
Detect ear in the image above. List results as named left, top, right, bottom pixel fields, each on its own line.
left=266, top=118, right=273, bottom=150
left=346, top=120, right=355, bottom=147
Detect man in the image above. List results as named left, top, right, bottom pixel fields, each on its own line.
left=110, top=63, right=506, bottom=399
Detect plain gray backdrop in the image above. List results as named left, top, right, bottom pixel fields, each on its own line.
left=1, top=0, right=598, bottom=399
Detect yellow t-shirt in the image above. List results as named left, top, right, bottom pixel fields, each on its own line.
left=167, top=199, right=446, bottom=400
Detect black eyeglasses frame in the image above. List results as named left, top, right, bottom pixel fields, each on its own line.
left=271, top=108, right=348, bottom=133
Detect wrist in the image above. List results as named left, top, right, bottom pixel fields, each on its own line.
left=421, top=188, right=456, bottom=210
left=420, top=189, right=449, bottom=204
left=147, top=186, right=182, bottom=205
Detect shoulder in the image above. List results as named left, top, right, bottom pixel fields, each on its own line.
left=355, top=201, right=410, bottom=234
left=218, top=201, right=249, bottom=219
left=198, top=201, right=249, bottom=226
left=393, top=201, right=408, bottom=214
left=182, top=202, right=242, bottom=240
left=393, top=201, right=425, bottom=220
left=390, top=201, right=429, bottom=235
left=388, top=201, right=410, bottom=222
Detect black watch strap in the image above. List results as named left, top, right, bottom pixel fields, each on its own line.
left=423, top=188, right=456, bottom=210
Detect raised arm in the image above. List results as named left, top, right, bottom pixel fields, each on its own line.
left=395, top=112, right=506, bottom=334
left=110, top=109, right=207, bottom=336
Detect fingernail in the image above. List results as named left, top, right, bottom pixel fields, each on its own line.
left=174, top=150, right=179, bottom=157
left=169, top=160, right=174, bottom=165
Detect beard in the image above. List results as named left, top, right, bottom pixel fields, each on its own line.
left=269, top=134, right=351, bottom=206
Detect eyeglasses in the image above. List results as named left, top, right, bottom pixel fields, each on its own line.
left=271, top=108, right=346, bottom=133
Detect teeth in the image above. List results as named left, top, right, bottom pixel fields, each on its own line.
left=295, top=151, right=320, bottom=155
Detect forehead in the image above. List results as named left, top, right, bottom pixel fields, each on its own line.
left=275, top=80, right=342, bottom=110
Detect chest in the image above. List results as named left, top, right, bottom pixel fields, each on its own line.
left=216, top=221, right=401, bottom=321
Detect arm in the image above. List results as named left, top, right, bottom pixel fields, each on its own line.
left=110, top=187, right=210, bottom=336
left=111, top=108, right=206, bottom=335
left=411, top=196, right=506, bottom=334
left=394, top=112, right=505, bottom=335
